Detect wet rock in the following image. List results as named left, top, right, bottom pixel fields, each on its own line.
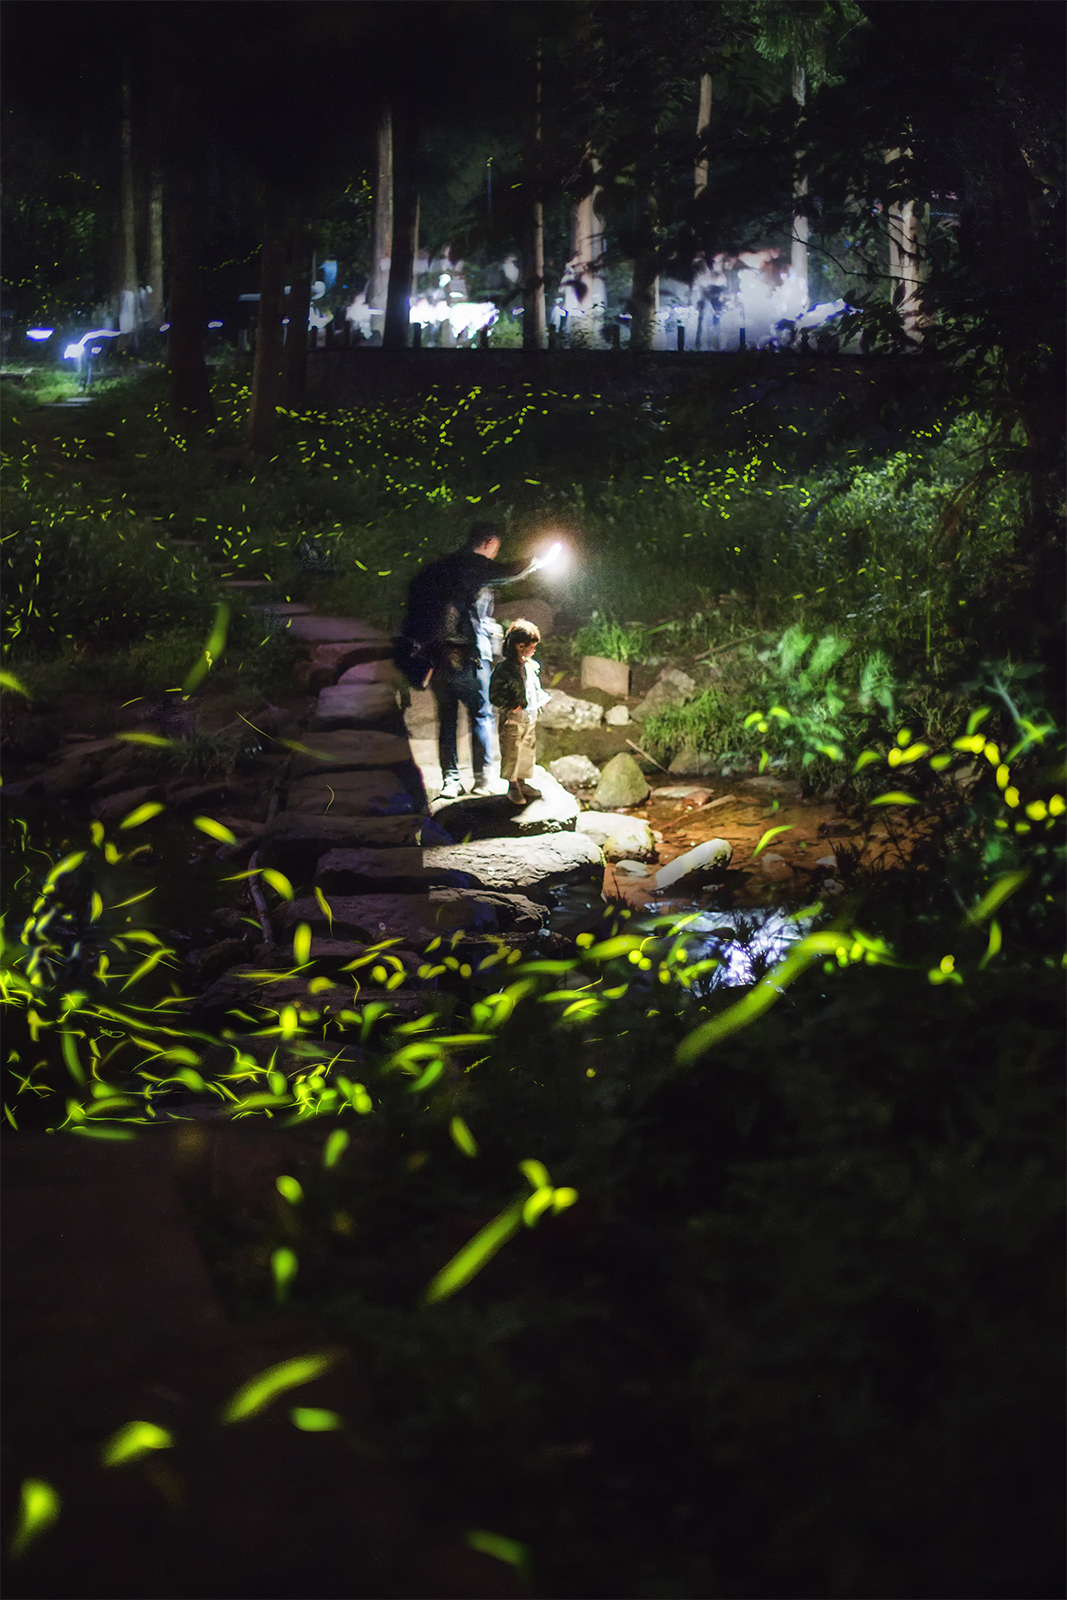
left=614, top=860, right=649, bottom=877
left=262, top=812, right=424, bottom=878
left=423, top=833, right=602, bottom=896
left=289, top=729, right=413, bottom=778
left=580, top=656, right=631, bottom=698
left=742, top=775, right=803, bottom=799
left=283, top=889, right=548, bottom=945
left=667, top=747, right=719, bottom=776
left=338, top=660, right=404, bottom=686
left=313, top=683, right=401, bottom=729
left=815, top=854, right=838, bottom=869
left=41, top=745, right=117, bottom=798
left=631, top=667, right=697, bottom=722
left=593, top=753, right=650, bottom=809
left=164, top=780, right=237, bottom=810
left=91, top=784, right=165, bottom=825
left=654, top=838, right=732, bottom=891
left=539, top=689, right=603, bottom=731
left=548, top=753, right=601, bottom=792
left=605, top=704, right=631, bottom=726
left=758, top=851, right=793, bottom=882
left=287, top=769, right=416, bottom=817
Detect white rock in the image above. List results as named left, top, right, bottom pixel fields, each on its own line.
left=580, top=656, right=631, bottom=697
left=815, top=855, right=837, bottom=869
left=654, top=838, right=732, bottom=890
left=602, top=818, right=656, bottom=862
left=605, top=703, right=631, bottom=726
left=539, top=689, right=604, bottom=731
left=548, top=753, right=601, bottom=792
left=758, top=851, right=793, bottom=881
left=614, top=860, right=649, bottom=877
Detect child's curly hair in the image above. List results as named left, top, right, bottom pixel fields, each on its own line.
left=502, top=618, right=541, bottom=659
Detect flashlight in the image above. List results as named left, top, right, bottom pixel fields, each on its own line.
left=532, top=540, right=563, bottom=572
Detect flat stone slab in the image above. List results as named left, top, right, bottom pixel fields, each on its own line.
left=338, top=660, right=404, bottom=686
left=262, top=812, right=426, bottom=877
left=313, top=683, right=401, bottom=729
left=431, top=768, right=580, bottom=839
left=287, top=769, right=415, bottom=817
left=284, top=616, right=391, bottom=644
left=250, top=602, right=313, bottom=616
left=423, top=833, right=602, bottom=896
left=284, top=889, right=548, bottom=946
left=316, top=847, right=474, bottom=895
left=289, top=730, right=413, bottom=778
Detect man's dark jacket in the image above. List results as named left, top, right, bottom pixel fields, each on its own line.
left=396, top=548, right=527, bottom=683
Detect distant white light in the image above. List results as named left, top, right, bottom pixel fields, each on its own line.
left=159, top=323, right=171, bottom=333
left=207, top=320, right=223, bottom=329
left=439, top=274, right=451, bottom=287
left=408, top=298, right=497, bottom=340
left=282, top=317, right=290, bottom=326
left=90, top=346, right=102, bottom=355
left=26, top=328, right=53, bottom=341
left=63, top=344, right=81, bottom=360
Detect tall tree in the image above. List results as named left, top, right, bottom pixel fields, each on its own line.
left=383, top=100, right=420, bottom=350
left=694, top=71, right=713, bottom=197
left=283, top=223, right=314, bottom=408
left=522, top=43, right=547, bottom=350
left=144, top=166, right=164, bottom=329
left=118, top=73, right=139, bottom=334
left=369, top=104, right=393, bottom=312
left=249, top=190, right=287, bottom=453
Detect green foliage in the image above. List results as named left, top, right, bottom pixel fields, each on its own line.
left=570, top=611, right=652, bottom=662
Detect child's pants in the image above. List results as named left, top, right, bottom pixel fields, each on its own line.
left=499, top=709, right=537, bottom=783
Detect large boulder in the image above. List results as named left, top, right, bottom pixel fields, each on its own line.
left=539, top=689, right=603, bottom=731
left=548, top=753, right=601, bottom=792
left=262, top=811, right=424, bottom=878
left=654, top=838, right=732, bottom=891
left=742, top=775, right=803, bottom=799
left=575, top=811, right=655, bottom=862
left=423, top=832, right=602, bottom=897
left=287, top=769, right=416, bottom=817
left=316, top=847, right=472, bottom=894
left=289, top=729, right=412, bottom=778
left=580, top=656, right=630, bottom=698
left=631, top=668, right=697, bottom=723
left=431, top=767, right=579, bottom=839
left=592, top=753, right=650, bottom=810
left=283, top=889, right=548, bottom=945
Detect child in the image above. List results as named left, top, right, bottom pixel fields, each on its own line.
left=489, top=618, right=550, bottom=804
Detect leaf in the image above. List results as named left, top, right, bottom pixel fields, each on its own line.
left=193, top=815, right=237, bottom=845
left=424, top=1199, right=525, bottom=1304
left=222, top=1353, right=336, bottom=1423
left=118, top=802, right=165, bottom=830
left=753, top=824, right=795, bottom=857
left=10, top=1479, right=60, bottom=1558
left=102, top=1420, right=174, bottom=1467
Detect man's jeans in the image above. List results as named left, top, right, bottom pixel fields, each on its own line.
left=432, top=655, right=497, bottom=784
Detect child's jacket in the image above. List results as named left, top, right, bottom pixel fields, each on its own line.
left=490, top=656, right=549, bottom=715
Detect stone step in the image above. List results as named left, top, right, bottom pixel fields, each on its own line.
left=261, top=812, right=431, bottom=878
left=282, top=888, right=548, bottom=946
left=287, top=769, right=418, bottom=818
left=289, top=729, right=413, bottom=777
left=429, top=767, right=580, bottom=838
left=285, top=615, right=391, bottom=645
left=316, top=847, right=472, bottom=896
left=423, top=833, right=603, bottom=895
left=250, top=601, right=314, bottom=616
left=313, top=682, right=402, bottom=729
left=338, top=660, right=404, bottom=686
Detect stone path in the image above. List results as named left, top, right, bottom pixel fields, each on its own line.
left=199, top=609, right=603, bottom=1020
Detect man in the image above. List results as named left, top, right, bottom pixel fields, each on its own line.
left=398, top=522, right=540, bottom=799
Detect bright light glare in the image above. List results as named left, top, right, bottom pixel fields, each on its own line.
left=159, top=323, right=171, bottom=333
left=62, top=329, right=123, bottom=361
left=409, top=297, right=497, bottom=339
left=207, top=320, right=223, bottom=329
left=532, top=540, right=566, bottom=573
left=26, top=329, right=53, bottom=341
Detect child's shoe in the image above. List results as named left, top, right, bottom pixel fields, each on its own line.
left=514, top=780, right=542, bottom=803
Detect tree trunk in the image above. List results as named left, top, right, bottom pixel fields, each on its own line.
left=694, top=72, right=712, bottom=197
left=629, top=179, right=660, bottom=351
left=522, top=45, right=546, bottom=350
left=166, top=168, right=213, bottom=434
left=369, top=104, right=393, bottom=311
left=383, top=104, right=419, bottom=351
left=144, top=166, right=164, bottom=327
left=790, top=63, right=809, bottom=312
left=249, top=192, right=287, bottom=453
left=283, top=225, right=313, bottom=408
left=119, top=75, right=139, bottom=334
left=885, top=150, right=929, bottom=346
left=565, top=150, right=606, bottom=347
